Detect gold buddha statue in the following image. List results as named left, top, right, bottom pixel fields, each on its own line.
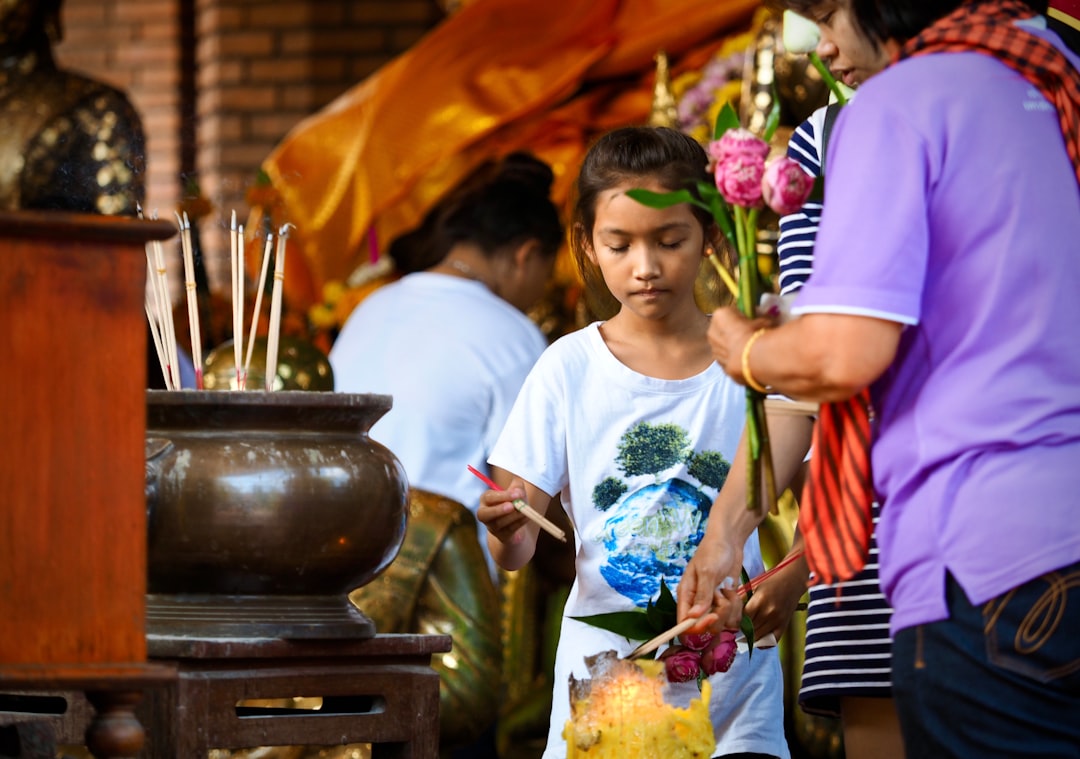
left=0, top=0, right=145, bottom=215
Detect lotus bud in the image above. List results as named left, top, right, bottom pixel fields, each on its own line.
left=783, top=10, right=820, bottom=54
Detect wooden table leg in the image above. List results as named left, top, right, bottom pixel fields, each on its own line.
left=84, top=691, right=145, bottom=759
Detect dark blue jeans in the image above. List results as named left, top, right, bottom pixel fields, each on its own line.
left=893, top=562, right=1080, bottom=758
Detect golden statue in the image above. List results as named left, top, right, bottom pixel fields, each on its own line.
left=0, top=0, right=145, bottom=216
left=649, top=50, right=679, bottom=128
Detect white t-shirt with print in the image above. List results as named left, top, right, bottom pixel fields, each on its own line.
left=489, top=322, right=789, bottom=759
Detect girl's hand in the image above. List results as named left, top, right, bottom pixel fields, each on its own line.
left=744, top=549, right=809, bottom=643
left=477, top=482, right=530, bottom=546
left=678, top=535, right=746, bottom=633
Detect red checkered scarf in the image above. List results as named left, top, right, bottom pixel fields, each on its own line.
left=901, top=0, right=1080, bottom=187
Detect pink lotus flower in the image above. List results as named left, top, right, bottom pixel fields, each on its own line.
left=700, top=630, right=738, bottom=676
left=762, top=156, right=815, bottom=216
left=660, top=645, right=702, bottom=683
left=708, top=128, right=770, bottom=163
left=679, top=631, right=715, bottom=652
left=715, top=153, right=765, bottom=209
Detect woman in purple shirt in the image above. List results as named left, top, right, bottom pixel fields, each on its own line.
left=680, top=1, right=1080, bottom=756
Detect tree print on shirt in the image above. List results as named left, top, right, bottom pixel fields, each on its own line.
left=592, top=421, right=731, bottom=606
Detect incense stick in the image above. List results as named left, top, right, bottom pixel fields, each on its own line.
left=627, top=616, right=702, bottom=659
left=466, top=465, right=568, bottom=543
left=244, top=231, right=274, bottom=380
left=236, top=222, right=246, bottom=389
left=627, top=549, right=807, bottom=660
left=264, top=223, right=292, bottom=391
left=706, top=248, right=740, bottom=300
left=230, top=210, right=242, bottom=390
left=176, top=212, right=203, bottom=389
left=737, top=548, right=805, bottom=596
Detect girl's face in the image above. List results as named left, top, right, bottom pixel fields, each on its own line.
left=808, top=1, right=892, bottom=87
left=587, top=179, right=707, bottom=322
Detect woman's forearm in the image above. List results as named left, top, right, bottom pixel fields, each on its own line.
left=711, top=310, right=903, bottom=403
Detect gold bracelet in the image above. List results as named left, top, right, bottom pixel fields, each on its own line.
left=741, top=328, right=769, bottom=394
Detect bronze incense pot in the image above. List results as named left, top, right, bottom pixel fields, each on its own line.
left=144, top=390, right=408, bottom=638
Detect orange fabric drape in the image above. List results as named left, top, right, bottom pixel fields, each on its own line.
left=262, top=0, right=760, bottom=310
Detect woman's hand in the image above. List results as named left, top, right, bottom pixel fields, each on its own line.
left=708, top=306, right=771, bottom=384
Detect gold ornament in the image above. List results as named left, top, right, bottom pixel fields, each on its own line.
left=649, top=50, right=679, bottom=128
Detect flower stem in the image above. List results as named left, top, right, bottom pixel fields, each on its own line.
left=734, top=206, right=755, bottom=318
left=734, top=205, right=769, bottom=512
left=746, top=392, right=762, bottom=514
left=753, top=391, right=779, bottom=515
left=809, top=52, right=848, bottom=105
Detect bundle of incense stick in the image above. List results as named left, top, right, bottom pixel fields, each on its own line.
left=143, top=208, right=181, bottom=390
left=143, top=209, right=288, bottom=391
left=175, top=211, right=203, bottom=389
left=466, top=465, right=567, bottom=543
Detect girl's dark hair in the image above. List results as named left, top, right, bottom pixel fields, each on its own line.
left=571, top=126, right=715, bottom=306
left=388, top=152, right=562, bottom=274
left=781, top=0, right=1048, bottom=48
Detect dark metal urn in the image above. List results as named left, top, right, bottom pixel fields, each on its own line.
left=144, top=390, right=408, bottom=639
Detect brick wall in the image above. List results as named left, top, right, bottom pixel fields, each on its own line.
left=55, top=0, right=443, bottom=292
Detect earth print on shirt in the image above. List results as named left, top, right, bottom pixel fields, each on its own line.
left=592, top=421, right=731, bottom=607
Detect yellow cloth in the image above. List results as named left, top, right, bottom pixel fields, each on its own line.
left=262, top=0, right=759, bottom=310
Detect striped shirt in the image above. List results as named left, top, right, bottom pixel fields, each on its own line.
left=779, top=105, right=895, bottom=716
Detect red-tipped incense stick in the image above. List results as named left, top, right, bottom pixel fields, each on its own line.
left=467, top=465, right=567, bottom=543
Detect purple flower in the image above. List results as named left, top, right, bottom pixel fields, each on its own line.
left=700, top=630, right=738, bottom=676
left=679, top=631, right=715, bottom=652
left=660, top=645, right=702, bottom=683
left=715, top=153, right=765, bottom=209
left=762, top=156, right=815, bottom=216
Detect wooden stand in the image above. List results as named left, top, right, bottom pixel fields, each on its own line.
left=137, top=633, right=452, bottom=758
left=0, top=211, right=177, bottom=757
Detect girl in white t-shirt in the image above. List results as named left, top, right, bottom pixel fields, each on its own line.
left=478, top=126, right=812, bottom=759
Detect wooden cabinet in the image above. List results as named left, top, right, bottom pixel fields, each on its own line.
left=0, top=211, right=176, bottom=757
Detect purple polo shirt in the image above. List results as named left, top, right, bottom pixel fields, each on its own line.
left=792, top=29, right=1080, bottom=634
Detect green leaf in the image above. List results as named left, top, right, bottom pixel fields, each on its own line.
left=807, top=175, right=825, bottom=203
left=645, top=580, right=677, bottom=631
left=645, top=600, right=668, bottom=631
left=740, top=613, right=756, bottom=659
left=570, top=611, right=658, bottom=641
left=656, top=578, right=677, bottom=616
left=626, top=187, right=710, bottom=213
left=762, top=87, right=782, bottom=143
left=713, top=102, right=740, bottom=141
left=696, top=181, right=735, bottom=247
